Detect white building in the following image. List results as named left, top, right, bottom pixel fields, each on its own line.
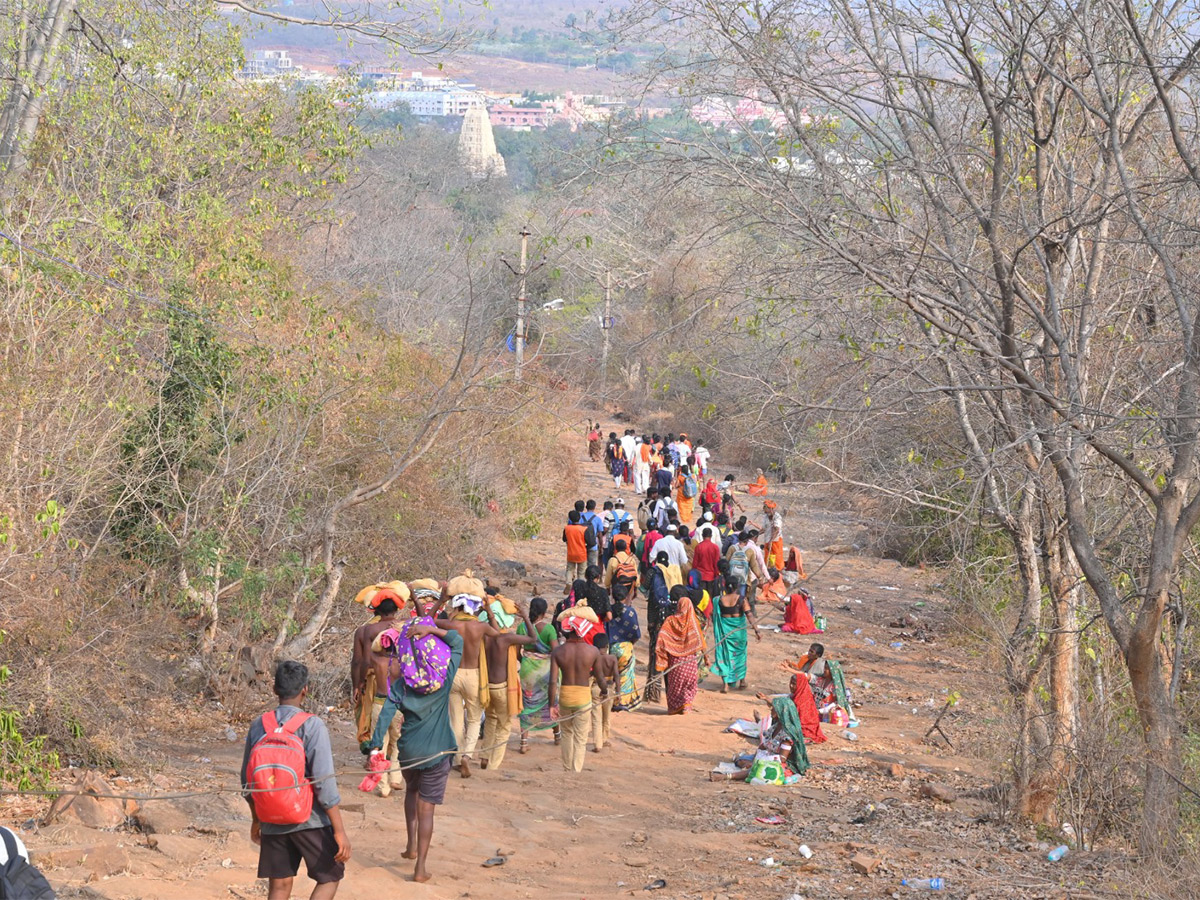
left=242, top=50, right=295, bottom=79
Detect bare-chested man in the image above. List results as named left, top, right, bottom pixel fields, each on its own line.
left=549, top=615, right=608, bottom=772
left=479, top=592, right=538, bottom=771
left=438, top=593, right=501, bottom=778
left=350, top=584, right=409, bottom=754
left=590, top=633, right=619, bottom=753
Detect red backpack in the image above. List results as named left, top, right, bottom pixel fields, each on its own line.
left=246, top=710, right=313, bottom=825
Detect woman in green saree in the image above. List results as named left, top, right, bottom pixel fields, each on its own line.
left=517, top=596, right=559, bottom=752
left=710, top=575, right=761, bottom=692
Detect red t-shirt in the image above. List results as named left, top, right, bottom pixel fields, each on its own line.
left=692, top=539, right=721, bottom=581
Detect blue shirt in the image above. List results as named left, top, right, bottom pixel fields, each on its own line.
left=608, top=603, right=641, bottom=644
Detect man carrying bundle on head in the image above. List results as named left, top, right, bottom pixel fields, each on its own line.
left=350, top=581, right=410, bottom=755
left=355, top=584, right=412, bottom=797
left=437, top=572, right=501, bottom=779
left=478, top=589, right=539, bottom=771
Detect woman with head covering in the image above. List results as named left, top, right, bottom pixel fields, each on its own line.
left=711, top=575, right=761, bottom=693
left=655, top=585, right=707, bottom=714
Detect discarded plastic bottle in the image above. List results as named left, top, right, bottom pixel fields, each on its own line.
left=901, top=878, right=945, bottom=890
left=842, top=730, right=858, bottom=741
left=1047, top=845, right=1069, bottom=862
left=890, top=641, right=904, bottom=649
left=864, top=638, right=876, bottom=646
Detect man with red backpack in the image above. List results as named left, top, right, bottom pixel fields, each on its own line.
left=242, top=660, right=350, bottom=900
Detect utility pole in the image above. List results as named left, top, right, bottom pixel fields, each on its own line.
left=600, top=269, right=612, bottom=398
left=515, top=227, right=530, bottom=381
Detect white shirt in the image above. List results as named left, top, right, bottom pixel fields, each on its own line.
left=0, top=826, right=29, bottom=865
left=652, top=534, right=688, bottom=569
left=694, top=446, right=710, bottom=469
left=652, top=497, right=676, bottom=529
left=765, top=511, right=783, bottom=544
left=619, top=434, right=637, bottom=461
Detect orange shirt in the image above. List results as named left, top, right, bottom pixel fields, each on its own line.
left=563, top=524, right=589, bottom=563
left=640, top=443, right=652, bottom=463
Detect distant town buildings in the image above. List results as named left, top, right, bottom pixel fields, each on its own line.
left=364, top=71, right=484, bottom=116
left=689, top=95, right=799, bottom=132
left=242, top=50, right=296, bottom=79
left=458, top=106, right=507, bottom=178
left=490, top=106, right=553, bottom=130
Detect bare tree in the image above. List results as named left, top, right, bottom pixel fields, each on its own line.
left=618, top=0, right=1200, bottom=854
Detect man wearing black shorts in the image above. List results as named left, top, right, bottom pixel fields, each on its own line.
left=368, top=622, right=463, bottom=884
left=243, top=661, right=350, bottom=900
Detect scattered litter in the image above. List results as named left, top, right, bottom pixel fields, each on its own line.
left=878, top=585, right=899, bottom=590
left=863, top=638, right=876, bottom=646
left=755, top=815, right=787, bottom=825
left=644, top=878, right=668, bottom=890
left=1047, top=845, right=1069, bottom=862
left=901, top=877, right=945, bottom=890
left=761, top=856, right=777, bottom=867
left=221, top=858, right=233, bottom=868
left=713, top=761, right=742, bottom=775
left=482, top=856, right=506, bottom=868
left=853, top=629, right=862, bottom=635
left=890, top=641, right=904, bottom=649
left=842, top=730, right=858, bottom=742
left=725, top=719, right=761, bottom=738
left=834, top=584, right=852, bottom=592
left=798, top=844, right=813, bottom=859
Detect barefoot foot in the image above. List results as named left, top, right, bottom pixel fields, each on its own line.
left=413, top=869, right=432, bottom=883
left=401, top=850, right=417, bottom=860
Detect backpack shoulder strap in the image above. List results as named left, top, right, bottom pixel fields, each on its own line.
left=2, top=826, right=20, bottom=867
left=261, top=710, right=279, bottom=733
left=279, top=711, right=312, bottom=735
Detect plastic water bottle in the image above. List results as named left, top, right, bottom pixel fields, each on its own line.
left=1047, top=845, right=1069, bottom=861
left=890, top=640, right=904, bottom=649
left=901, top=878, right=944, bottom=890
left=841, top=730, right=858, bottom=741
left=864, top=638, right=876, bottom=646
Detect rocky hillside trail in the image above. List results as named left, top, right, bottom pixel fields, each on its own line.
left=9, top=426, right=1128, bottom=900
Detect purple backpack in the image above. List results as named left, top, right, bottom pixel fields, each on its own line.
left=378, top=616, right=452, bottom=695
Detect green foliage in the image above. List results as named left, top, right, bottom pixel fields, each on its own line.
left=507, top=476, right=548, bottom=541
left=0, top=636, right=60, bottom=791
left=111, top=301, right=235, bottom=563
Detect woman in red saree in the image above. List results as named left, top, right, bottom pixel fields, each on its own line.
left=655, top=586, right=707, bottom=714
left=790, top=673, right=827, bottom=743
left=782, top=589, right=823, bottom=634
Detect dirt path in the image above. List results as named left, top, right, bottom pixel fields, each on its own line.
left=15, top=428, right=1114, bottom=900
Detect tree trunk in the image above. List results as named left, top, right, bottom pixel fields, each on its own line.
left=1034, top=526, right=1080, bottom=825
left=0, top=0, right=78, bottom=180
left=1128, top=609, right=1182, bottom=858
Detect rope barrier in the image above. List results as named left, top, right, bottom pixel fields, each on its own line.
left=0, top=600, right=794, bottom=802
